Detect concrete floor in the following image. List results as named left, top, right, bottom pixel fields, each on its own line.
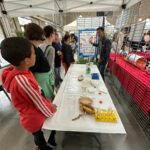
left=0, top=76, right=150, bottom=150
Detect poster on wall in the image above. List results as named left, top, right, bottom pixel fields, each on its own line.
left=77, top=17, right=103, bottom=30
left=78, top=29, right=97, bottom=58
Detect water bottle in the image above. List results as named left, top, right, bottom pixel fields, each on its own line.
left=86, top=63, right=91, bottom=74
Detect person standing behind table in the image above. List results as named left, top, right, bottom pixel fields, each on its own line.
left=117, top=28, right=125, bottom=51
left=1, top=37, right=57, bottom=150
left=111, top=33, right=118, bottom=53
left=89, top=27, right=111, bottom=80
left=52, top=32, right=63, bottom=89
left=143, top=31, right=150, bottom=52
left=24, top=23, right=55, bottom=101
left=62, top=34, right=75, bottom=74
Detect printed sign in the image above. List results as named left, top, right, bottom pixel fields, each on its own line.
left=78, top=29, right=96, bottom=58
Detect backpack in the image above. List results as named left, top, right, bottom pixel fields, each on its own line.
left=43, top=45, right=51, bottom=58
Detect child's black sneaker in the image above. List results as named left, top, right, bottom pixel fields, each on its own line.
left=47, top=140, right=57, bottom=149
left=36, top=145, right=53, bottom=150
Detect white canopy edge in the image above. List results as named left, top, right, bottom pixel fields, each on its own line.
left=0, top=0, right=141, bottom=17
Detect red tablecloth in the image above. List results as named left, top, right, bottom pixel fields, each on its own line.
left=109, top=54, right=150, bottom=117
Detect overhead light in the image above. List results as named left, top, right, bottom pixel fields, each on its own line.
left=121, top=4, right=126, bottom=9
left=59, top=9, right=63, bottom=13
left=138, top=18, right=142, bottom=21
left=1, top=10, right=7, bottom=15
left=79, top=15, right=82, bottom=18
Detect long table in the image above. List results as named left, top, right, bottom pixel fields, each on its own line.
left=43, top=64, right=126, bottom=135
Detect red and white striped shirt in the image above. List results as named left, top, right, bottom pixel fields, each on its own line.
left=2, top=66, right=55, bottom=132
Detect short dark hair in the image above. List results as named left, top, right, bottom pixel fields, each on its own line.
left=24, top=23, right=44, bottom=41
left=1, top=37, right=32, bottom=66
left=97, top=27, right=104, bottom=32
left=43, top=25, right=55, bottom=38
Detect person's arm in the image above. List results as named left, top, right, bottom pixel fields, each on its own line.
left=15, top=75, right=56, bottom=117
left=46, top=47, right=55, bottom=71
left=89, top=37, right=99, bottom=47
left=93, top=43, right=99, bottom=47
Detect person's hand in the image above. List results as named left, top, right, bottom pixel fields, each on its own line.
left=60, top=55, right=63, bottom=59
left=89, top=38, right=94, bottom=44
left=57, top=50, right=62, bottom=56
left=52, top=104, right=57, bottom=112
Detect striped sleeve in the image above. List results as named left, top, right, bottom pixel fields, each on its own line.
left=15, top=75, right=54, bottom=117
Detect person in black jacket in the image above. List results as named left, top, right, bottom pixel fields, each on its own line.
left=52, top=32, right=62, bottom=88
left=62, top=34, right=74, bottom=74
left=90, top=27, right=111, bottom=80
left=24, top=23, right=50, bottom=73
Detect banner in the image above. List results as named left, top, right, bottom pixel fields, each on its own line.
left=78, top=29, right=97, bottom=58
left=77, top=17, right=103, bottom=30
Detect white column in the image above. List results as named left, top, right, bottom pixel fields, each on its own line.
left=1, top=16, right=12, bottom=37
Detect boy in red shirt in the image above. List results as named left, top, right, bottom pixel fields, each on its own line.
left=1, top=37, right=57, bottom=150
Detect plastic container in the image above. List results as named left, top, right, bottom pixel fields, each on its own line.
left=127, top=54, right=147, bottom=69
left=95, top=109, right=118, bottom=123
left=91, top=73, right=99, bottom=80
left=86, top=64, right=91, bottom=74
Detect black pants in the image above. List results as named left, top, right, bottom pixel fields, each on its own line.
left=54, top=67, right=61, bottom=88
left=32, top=130, right=56, bottom=150
left=98, top=63, right=106, bottom=81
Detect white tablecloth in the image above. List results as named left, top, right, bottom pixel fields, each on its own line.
left=43, top=64, right=126, bottom=134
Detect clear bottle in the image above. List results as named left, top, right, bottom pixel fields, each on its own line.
left=86, top=63, right=91, bottom=74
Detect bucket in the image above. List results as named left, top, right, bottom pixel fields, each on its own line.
left=127, top=54, right=147, bottom=69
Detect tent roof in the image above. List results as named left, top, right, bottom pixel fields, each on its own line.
left=63, top=20, right=77, bottom=31
left=0, top=0, right=141, bottom=17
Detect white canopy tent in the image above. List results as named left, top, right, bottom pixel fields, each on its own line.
left=0, top=0, right=141, bottom=17
left=64, top=20, right=77, bottom=31
left=63, top=17, right=114, bottom=32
